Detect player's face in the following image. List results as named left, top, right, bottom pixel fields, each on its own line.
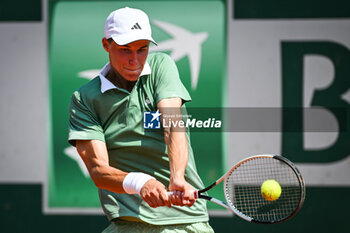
left=103, top=39, right=150, bottom=82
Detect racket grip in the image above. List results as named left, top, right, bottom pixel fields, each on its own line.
left=167, top=190, right=198, bottom=199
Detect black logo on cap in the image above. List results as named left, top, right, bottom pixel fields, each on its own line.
left=131, top=23, right=142, bottom=30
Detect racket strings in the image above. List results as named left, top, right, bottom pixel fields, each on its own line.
left=225, top=157, right=303, bottom=223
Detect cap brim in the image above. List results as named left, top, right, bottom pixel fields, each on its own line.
left=111, top=34, right=157, bottom=46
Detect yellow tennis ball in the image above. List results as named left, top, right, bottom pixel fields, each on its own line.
left=261, top=179, right=282, bottom=201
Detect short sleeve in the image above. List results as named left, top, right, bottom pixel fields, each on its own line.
left=68, top=90, right=105, bottom=146
left=152, top=53, right=192, bottom=104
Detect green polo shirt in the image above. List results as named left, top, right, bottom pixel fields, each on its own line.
left=68, top=52, right=209, bottom=225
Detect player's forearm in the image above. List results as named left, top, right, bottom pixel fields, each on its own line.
left=76, top=140, right=127, bottom=193
left=166, top=130, right=196, bottom=207
left=77, top=140, right=157, bottom=195
left=166, top=131, right=188, bottom=180
left=89, top=164, right=127, bottom=193
left=158, top=97, right=189, bottom=182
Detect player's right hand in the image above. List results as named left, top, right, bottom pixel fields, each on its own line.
left=139, top=179, right=171, bottom=208
left=168, top=176, right=196, bottom=207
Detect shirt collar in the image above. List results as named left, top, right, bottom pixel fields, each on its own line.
left=99, top=62, right=151, bottom=93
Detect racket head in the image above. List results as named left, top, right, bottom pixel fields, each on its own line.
left=223, top=154, right=305, bottom=224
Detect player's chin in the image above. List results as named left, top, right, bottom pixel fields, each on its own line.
left=123, top=69, right=142, bottom=81
left=124, top=74, right=140, bottom=82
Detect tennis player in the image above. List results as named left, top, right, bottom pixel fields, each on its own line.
left=68, top=7, right=214, bottom=232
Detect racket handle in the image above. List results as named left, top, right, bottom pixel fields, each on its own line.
left=167, top=190, right=198, bottom=199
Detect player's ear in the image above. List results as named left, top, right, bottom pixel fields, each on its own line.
left=102, top=37, right=110, bottom=52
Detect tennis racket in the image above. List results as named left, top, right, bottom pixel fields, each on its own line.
left=169, top=154, right=305, bottom=224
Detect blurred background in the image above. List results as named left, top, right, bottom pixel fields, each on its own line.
left=1, top=0, right=350, bottom=232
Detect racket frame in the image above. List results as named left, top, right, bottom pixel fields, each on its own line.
left=197, top=154, right=306, bottom=224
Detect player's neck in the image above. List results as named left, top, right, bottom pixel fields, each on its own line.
left=106, top=70, right=136, bottom=93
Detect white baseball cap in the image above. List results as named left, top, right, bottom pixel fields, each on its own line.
left=104, top=7, right=157, bottom=45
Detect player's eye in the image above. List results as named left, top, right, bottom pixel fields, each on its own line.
left=138, top=47, right=148, bottom=53
left=121, top=48, right=130, bottom=53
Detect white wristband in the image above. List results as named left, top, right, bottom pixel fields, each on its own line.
left=122, top=172, right=155, bottom=195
